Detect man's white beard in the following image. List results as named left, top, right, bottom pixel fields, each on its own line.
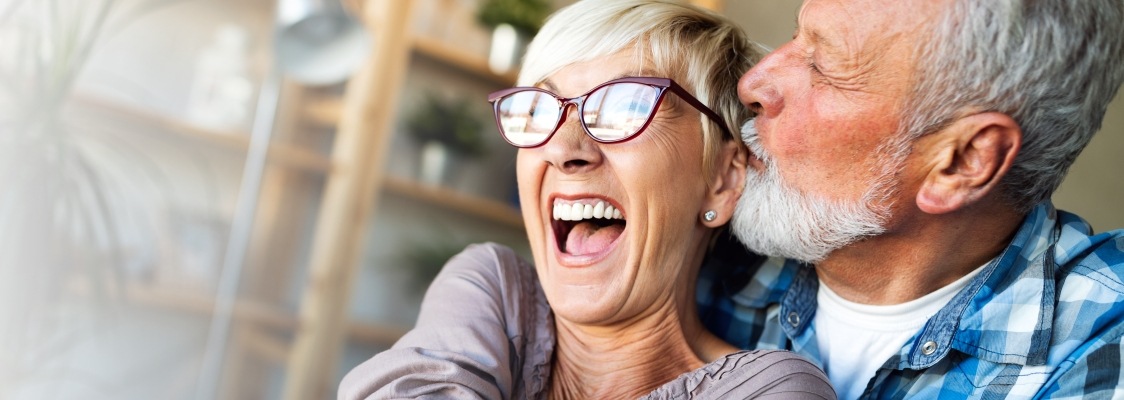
left=730, top=121, right=903, bottom=264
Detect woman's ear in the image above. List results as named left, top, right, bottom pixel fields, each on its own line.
left=701, top=139, right=748, bottom=227
left=916, top=112, right=1021, bottom=214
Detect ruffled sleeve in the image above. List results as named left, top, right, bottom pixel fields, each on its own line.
left=640, top=350, right=836, bottom=400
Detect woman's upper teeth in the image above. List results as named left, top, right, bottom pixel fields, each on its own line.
left=552, top=200, right=623, bottom=221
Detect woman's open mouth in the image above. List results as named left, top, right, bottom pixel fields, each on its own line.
left=551, top=198, right=626, bottom=258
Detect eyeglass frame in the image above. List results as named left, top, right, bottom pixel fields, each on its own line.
left=486, top=76, right=734, bottom=148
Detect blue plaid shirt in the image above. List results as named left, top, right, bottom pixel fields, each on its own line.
left=697, top=202, right=1124, bottom=399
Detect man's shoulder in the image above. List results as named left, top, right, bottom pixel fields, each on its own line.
left=1050, top=213, right=1124, bottom=355
left=1038, top=225, right=1124, bottom=398
left=1055, top=231, right=1124, bottom=304
left=1054, top=211, right=1124, bottom=304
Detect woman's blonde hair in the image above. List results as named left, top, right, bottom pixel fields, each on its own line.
left=518, top=0, right=763, bottom=183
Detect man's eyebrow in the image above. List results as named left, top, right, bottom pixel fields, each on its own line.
left=804, top=26, right=843, bottom=54
left=809, top=30, right=828, bottom=48
left=794, top=7, right=840, bottom=52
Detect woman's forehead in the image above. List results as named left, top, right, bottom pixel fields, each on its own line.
left=536, top=48, right=672, bottom=97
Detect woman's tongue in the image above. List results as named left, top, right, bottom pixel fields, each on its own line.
left=565, top=221, right=624, bottom=256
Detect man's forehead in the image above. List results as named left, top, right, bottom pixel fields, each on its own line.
left=796, top=0, right=943, bottom=42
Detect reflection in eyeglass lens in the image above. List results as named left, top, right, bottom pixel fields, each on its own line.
left=585, top=83, right=657, bottom=141
left=496, top=83, right=661, bottom=146
left=499, top=91, right=558, bottom=146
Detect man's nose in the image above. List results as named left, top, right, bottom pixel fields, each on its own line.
left=738, top=47, right=787, bottom=119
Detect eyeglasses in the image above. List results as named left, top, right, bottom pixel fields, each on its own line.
left=487, top=77, right=732, bottom=148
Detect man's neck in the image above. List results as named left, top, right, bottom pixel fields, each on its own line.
left=816, top=203, right=1024, bottom=305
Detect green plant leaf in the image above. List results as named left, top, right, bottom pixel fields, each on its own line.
left=405, top=93, right=488, bottom=158
left=476, top=0, right=551, bottom=36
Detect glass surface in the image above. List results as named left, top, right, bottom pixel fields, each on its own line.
left=495, top=82, right=663, bottom=147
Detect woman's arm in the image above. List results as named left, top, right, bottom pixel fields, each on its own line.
left=338, top=243, right=553, bottom=400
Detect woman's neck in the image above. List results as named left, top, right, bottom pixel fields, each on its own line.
left=547, top=290, right=736, bottom=399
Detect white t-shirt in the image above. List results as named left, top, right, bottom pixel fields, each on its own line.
left=813, top=266, right=985, bottom=400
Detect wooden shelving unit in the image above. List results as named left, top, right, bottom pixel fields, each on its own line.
left=293, top=32, right=525, bottom=231
left=301, top=34, right=517, bottom=128
left=383, top=176, right=523, bottom=228
left=52, top=1, right=543, bottom=399
left=71, top=93, right=335, bottom=174
left=81, top=280, right=413, bottom=348
left=411, top=35, right=519, bottom=86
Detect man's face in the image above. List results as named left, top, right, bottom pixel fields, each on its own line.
left=731, top=0, right=940, bottom=262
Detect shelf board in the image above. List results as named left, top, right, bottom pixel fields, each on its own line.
left=382, top=176, right=524, bottom=229
left=301, top=36, right=518, bottom=128
left=67, top=280, right=411, bottom=348
left=71, top=93, right=335, bottom=174
left=411, top=35, right=519, bottom=86
left=301, top=95, right=344, bottom=128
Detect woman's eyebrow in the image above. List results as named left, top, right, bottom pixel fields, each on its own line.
left=538, top=69, right=662, bottom=92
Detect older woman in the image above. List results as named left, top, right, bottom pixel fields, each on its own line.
left=340, top=1, right=834, bottom=398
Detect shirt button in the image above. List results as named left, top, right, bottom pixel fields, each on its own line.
left=921, top=341, right=938, bottom=355
left=786, top=311, right=800, bottom=327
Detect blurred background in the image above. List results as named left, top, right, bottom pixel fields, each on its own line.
left=0, top=0, right=1120, bottom=399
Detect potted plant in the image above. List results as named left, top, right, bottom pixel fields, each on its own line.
left=475, top=0, right=551, bottom=74
left=404, top=93, right=487, bottom=186
left=395, top=238, right=471, bottom=293
left=0, top=0, right=186, bottom=395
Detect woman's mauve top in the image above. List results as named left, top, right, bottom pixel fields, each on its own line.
left=339, top=243, right=835, bottom=399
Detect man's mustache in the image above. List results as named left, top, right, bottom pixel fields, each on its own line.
left=740, top=119, right=769, bottom=163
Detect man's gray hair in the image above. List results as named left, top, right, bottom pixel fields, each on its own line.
left=901, top=0, right=1124, bottom=211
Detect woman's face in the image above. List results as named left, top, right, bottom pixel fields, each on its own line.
left=517, top=48, right=716, bottom=325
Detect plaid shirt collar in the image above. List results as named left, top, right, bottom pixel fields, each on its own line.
left=727, top=202, right=1065, bottom=369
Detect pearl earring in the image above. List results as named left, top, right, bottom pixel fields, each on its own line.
left=703, top=210, right=717, bottom=222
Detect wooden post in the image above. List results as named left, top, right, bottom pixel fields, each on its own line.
left=282, top=1, right=415, bottom=399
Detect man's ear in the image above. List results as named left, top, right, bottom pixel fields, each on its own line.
left=916, top=112, right=1021, bottom=214
left=702, top=139, right=748, bottom=227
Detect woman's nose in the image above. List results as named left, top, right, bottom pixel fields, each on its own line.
left=540, top=106, right=603, bottom=174
left=738, top=47, right=786, bottom=119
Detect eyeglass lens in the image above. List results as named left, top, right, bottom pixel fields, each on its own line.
left=495, top=82, right=662, bottom=147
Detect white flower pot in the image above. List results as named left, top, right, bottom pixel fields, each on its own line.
left=487, top=23, right=526, bottom=75
left=419, top=140, right=452, bottom=186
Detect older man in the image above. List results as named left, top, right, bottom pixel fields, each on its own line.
left=698, top=0, right=1124, bottom=399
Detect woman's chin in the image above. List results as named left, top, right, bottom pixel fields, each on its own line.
left=547, top=287, right=628, bottom=325
left=539, top=229, right=632, bottom=322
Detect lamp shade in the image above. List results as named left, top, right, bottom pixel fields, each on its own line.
left=275, top=0, right=370, bottom=85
